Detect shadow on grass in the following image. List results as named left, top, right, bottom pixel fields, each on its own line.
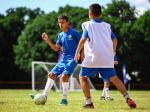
left=0, top=102, right=7, bottom=104
left=135, top=107, right=149, bottom=110
left=110, top=107, right=149, bottom=111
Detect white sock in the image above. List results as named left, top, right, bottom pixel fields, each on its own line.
left=43, top=78, right=54, bottom=97
left=85, top=97, right=92, bottom=104
left=101, top=88, right=105, bottom=97
left=62, top=82, right=69, bottom=99
left=104, top=88, right=110, bottom=97
left=123, top=92, right=129, bottom=100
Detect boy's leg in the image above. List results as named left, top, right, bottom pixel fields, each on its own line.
left=110, top=76, right=127, bottom=95
left=99, top=68, right=136, bottom=108
left=104, top=81, right=110, bottom=98
left=79, top=76, right=94, bottom=108
left=31, top=73, right=56, bottom=100
left=110, top=76, right=136, bottom=108
left=79, top=67, right=97, bottom=109
left=104, top=81, right=114, bottom=101
left=43, top=62, right=64, bottom=97
left=100, top=81, right=109, bottom=100
left=99, top=73, right=105, bottom=100
left=80, top=76, right=91, bottom=100
left=100, top=86, right=105, bottom=100
left=43, top=73, right=56, bottom=97
left=101, top=81, right=114, bottom=101
left=60, top=74, right=69, bottom=105
left=60, top=59, right=77, bottom=105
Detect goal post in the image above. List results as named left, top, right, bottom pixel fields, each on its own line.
left=32, top=61, right=56, bottom=91
left=31, top=61, right=96, bottom=91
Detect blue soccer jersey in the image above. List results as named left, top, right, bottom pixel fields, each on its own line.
left=50, top=28, right=80, bottom=76
left=56, top=28, right=81, bottom=61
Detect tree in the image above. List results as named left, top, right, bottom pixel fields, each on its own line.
left=128, top=11, right=150, bottom=82
left=0, top=7, right=44, bottom=82
left=14, top=12, right=58, bottom=71
left=102, top=0, right=136, bottom=50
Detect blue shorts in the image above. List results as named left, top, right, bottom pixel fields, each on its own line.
left=50, top=59, right=77, bottom=77
left=80, top=67, right=116, bottom=81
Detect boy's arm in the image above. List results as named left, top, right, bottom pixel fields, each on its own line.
left=112, top=34, right=118, bottom=65
left=80, top=47, right=84, bottom=62
left=112, top=38, right=118, bottom=54
left=111, top=32, right=118, bottom=53
left=41, top=32, right=60, bottom=52
left=74, top=37, right=87, bottom=63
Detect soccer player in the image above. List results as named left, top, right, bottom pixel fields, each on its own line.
left=100, top=33, right=118, bottom=101
left=32, top=14, right=80, bottom=105
left=74, top=4, right=136, bottom=109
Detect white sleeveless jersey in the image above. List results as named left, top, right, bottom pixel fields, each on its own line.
left=81, top=20, right=114, bottom=68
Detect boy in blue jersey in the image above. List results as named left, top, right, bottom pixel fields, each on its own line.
left=74, top=4, right=136, bottom=109
left=35, top=15, right=80, bottom=105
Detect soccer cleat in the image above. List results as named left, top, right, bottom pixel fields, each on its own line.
left=30, top=94, right=35, bottom=99
left=83, top=103, right=94, bottom=109
left=126, top=98, right=136, bottom=109
left=106, top=97, right=114, bottom=101
left=100, top=96, right=105, bottom=100
left=59, top=99, right=68, bottom=105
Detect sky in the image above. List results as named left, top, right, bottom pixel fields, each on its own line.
left=0, top=0, right=150, bottom=15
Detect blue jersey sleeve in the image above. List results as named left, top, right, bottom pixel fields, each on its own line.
left=111, top=32, right=116, bottom=40
left=56, top=35, right=62, bottom=46
left=82, top=24, right=90, bottom=40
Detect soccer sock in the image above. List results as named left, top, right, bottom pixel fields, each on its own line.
left=85, top=97, right=92, bottom=104
left=62, top=82, right=69, bottom=99
left=123, top=92, right=130, bottom=100
left=101, top=88, right=105, bottom=97
left=104, top=88, right=110, bottom=97
left=43, top=78, right=54, bottom=97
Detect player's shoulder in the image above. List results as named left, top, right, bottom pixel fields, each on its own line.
left=101, top=21, right=111, bottom=27
left=69, top=28, right=79, bottom=34
left=58, top=32, right=64, bottom=36
left=82, top=21, right=91, bottom=25
left=81, top=21, right=91, bottom=28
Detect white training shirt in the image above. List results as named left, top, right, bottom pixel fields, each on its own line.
left=81, top=19, right=114, bottom=68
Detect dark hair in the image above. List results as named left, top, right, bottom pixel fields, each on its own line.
left=89, top=3, right=102, bottom=17
left=58, top=14, right=69, bottom=22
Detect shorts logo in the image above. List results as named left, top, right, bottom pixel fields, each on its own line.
left=68, top=35, right=73, bottom=40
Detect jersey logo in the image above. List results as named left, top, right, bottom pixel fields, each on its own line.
left=68, top=35, right=73, bottom=40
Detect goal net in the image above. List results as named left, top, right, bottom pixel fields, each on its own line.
left=31, top=61, right=96, bottom=91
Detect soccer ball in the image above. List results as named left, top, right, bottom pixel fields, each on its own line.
left=34, top=94, right=47, bottom=105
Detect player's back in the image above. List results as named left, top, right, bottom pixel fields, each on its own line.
left=81, top=20, right=114, bottom=68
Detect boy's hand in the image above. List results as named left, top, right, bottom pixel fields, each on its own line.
left=114, top=54, right=118, bottom=65
left=41, top=32, right=49, bottom=41
left=74, top=53, right=80, bottom=63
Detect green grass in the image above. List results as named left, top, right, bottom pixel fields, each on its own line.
left=0, top=90, right=150, bottom=112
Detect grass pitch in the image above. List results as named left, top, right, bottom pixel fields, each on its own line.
left=0, top=90, right=150, bottom=112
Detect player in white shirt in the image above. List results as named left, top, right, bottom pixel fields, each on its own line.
left=74, top=3, right=136, bottom=109
left=100, top=32, right=118, bottom=101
